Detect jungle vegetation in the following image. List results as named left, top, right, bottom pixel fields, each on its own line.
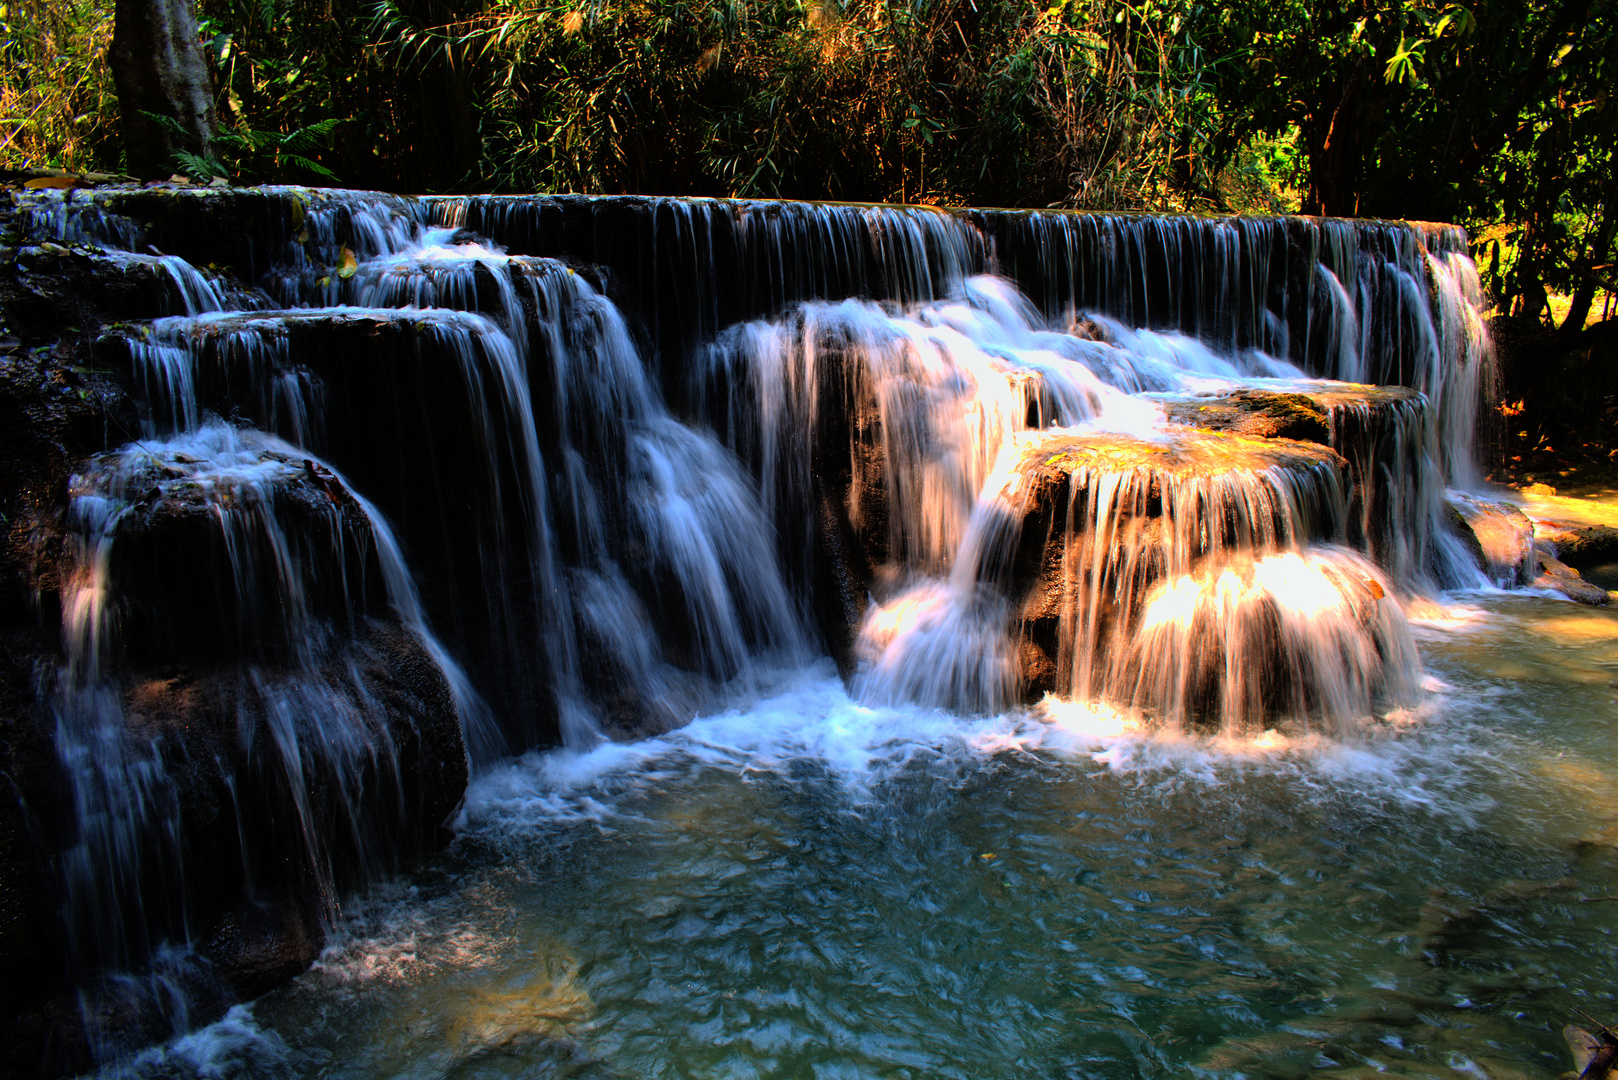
left=2, top=0, right=1614, bottom=471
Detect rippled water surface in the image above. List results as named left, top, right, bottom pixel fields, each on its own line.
left=120, top=594, right=1618, bottom=1080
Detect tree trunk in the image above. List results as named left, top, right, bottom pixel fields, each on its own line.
left=1562, top=174, right=1617, bottom=333
left=1301, top=63, right=1382, bottom=218
left=109, top=0, right=216, bottom=180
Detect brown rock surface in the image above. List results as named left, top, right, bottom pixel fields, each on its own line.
left=1532, top=542, right=1611, bottom=606
left=1445, top=493, right=1536, bottom=586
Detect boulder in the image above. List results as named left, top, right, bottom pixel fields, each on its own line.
left=1445, top=492, right=1537, bottom=587
left=1163, top=383, right=1436, bottom=581
left=1, top=431, right=468, bottom=1071
left=1535, top=521, right=1618, bottom=572
left=1532, top=542, right=1611, bottom=606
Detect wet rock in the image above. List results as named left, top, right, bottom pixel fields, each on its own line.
left=999, top=429, right=1366, bottom=714
left=17, top=186, right=416, bottom=283
left=99, top=308, right=571, bottom=746
left=201, top=889, right=325, bottom=1000
left=1536, top=522, right=1618, bottom=572
left=0, top=413, right=467, bottom=1071
left=1533, top=543, right=1611, bottom=606
left=0, top=615, right=469, bottom=1070
left=1446, top=492, right=1537, bottom=586
left=88, top=443, right=389, bottom=666
left=1163, top=384, right=1435, bottom=579
left=0, top=632, right=69, bottom=1040
left=1162, top=387, right=1331, bottom=443
left=15, top=244, right=228, bottom=321
left=1006, top=428, right=1349, bottom=621
left=814, top=483, right=872, bottom=679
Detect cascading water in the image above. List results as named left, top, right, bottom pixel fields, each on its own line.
left=48, top=421, right=478, bottom=1061
left=8, top=185, right=1549, bottom=1077
left=692, top=271, right=1428, bottom=730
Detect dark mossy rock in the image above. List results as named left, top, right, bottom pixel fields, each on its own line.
left=1162, top=387, right=1331, bottom=443
left=0, top=613, right=467, bottom=1075
left=17, top=186, right=418, bottom=285
left=0, top=350, right=467, bottom=1073
left=135, top=616, right=469, bottom=893
left=97, top=308, right=571, bottom=747
left=202, top=889, right=325, bottom=1001
left=13, top=243, right=231, bottom=322
left=0, top=628, right=69, bottom=1047
left=87, top=443, right=389, bottom=666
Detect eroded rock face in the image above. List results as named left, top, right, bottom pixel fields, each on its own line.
left=81, top=442, right=387, bottom=666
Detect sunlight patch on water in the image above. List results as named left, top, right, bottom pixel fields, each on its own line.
left=1511, top=485, right=1618, bottom=531
left=1406, top=596, right=1494, bottom=632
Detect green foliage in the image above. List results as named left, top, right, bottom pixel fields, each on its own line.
left=150, top=109, right=341, bottom=181
left=1199, top=0, right=1615, bottom=333
left=0, top=0, right=120, bottom=172
left=368, top=0, right=1259, bottom=209
left=5, top=0, right=1611, bottom=332
left=191, top=0, right=376, bottom=184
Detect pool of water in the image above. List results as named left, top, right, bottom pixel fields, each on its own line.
left=112, top=593, right=1618, bottom=1080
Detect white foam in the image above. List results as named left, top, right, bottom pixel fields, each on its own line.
left=104, top=1005, right=290, bottom=1079
left=458, top=660, right=1488, bottom=839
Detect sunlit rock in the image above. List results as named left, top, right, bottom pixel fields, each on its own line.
left=977, top=429, right=1416, bottom=730
left=1164, top=383, right=1441, bottom=583
left=1445, top=491, right=1536, bottom=587
left=1004, top=428, right=1350, bottom=628
left=1161, top=386, right=1332, bottom=443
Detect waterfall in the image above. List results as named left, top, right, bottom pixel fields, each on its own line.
left=8, top=185, right=1500, bottom=1068
left=50, top=423, right=477, bottom=1059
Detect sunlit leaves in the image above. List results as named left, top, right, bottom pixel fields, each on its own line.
left=0, top=0, right=118, bottom=171
left=1383, top=34, right=1425, bottom=85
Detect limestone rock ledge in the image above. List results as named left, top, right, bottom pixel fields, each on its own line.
left=999, top=428, right=1352, bottom=704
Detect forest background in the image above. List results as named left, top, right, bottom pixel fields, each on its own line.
left=2, top=0, right=1614, bottom=480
